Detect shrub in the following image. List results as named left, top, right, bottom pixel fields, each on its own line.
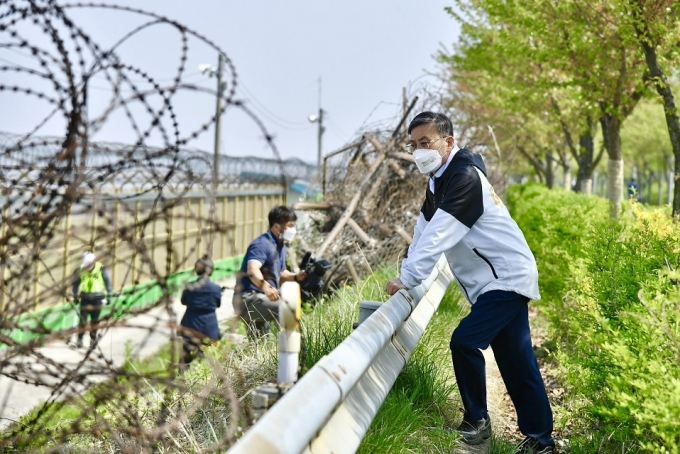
left=506, top=183, right=610, bottom=331
left=509, top=184, right=680, bottom=452
left=560, top=202, right=680, bottom=452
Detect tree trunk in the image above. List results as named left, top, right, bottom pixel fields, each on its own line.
left=575, top=157, right=592, bottom=194
left=517, top=145, right=546, bottom=184
left=642, top=52, right=680, bottom=215
left=545, top=149, right=555, bottom=189
left=579, top=178, right=593, bottom=195
left=628, top=0, right=680, bottom=215
left=563, top=164, right=571, bottom=191
left=601, top=113, right=624, bottom=217
left=573, top=121, right=601, bottom=195
left=669, top=170, right=674, bottom=205
left=645, top=169, right=654, bottom=204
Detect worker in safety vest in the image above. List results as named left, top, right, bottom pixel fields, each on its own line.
left=71, top=251, right=113, bottom=348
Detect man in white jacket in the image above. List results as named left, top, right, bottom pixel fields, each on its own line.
left=385, top=112, right=554, bottom=454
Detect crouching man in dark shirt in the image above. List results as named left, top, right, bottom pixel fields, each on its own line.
left=233, top=205, right=306, bottom=337
left=179, top=256, right=223, bottom=372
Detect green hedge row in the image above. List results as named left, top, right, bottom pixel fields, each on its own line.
left=508, top=184, right=680, bottom=453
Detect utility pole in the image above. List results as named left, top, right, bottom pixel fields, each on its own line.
left=308, top=77, right=325, bottom=168
left=402, top=86, right=407, bottom=134
left=316, top=108, right=324, bottom=168
left=213, top=53, right=225, bottom=188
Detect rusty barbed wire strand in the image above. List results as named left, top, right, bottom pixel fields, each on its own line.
left=0, top=0, right=317, bottom=451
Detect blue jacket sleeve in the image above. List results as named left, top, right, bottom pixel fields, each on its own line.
left=102, top=266, right=113, bottom=295
left=71, top=270, right=80, bottom=298
left=215, top=286, right=222, bottom=309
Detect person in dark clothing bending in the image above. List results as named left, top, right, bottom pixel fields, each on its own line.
left=71, top=251, right=113, bottom=349
left=179, top=256, right=223, bottom=372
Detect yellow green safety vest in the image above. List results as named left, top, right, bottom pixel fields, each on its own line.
left=79, top=262, right=106, bottom=294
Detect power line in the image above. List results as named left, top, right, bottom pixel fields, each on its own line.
left=236, top=79, right=310, bottom=128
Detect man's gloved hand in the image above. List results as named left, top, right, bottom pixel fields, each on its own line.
left=104, top=294, right=112, bottom=305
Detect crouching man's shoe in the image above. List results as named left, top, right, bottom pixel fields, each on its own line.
left=516, top=435, right=556, bottom=454
left=456, top=413, right=491, bottom=445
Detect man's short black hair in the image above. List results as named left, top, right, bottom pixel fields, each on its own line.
left=268, top=205, right=297, bottom=228
left=407, top=111, right=454, bottom=137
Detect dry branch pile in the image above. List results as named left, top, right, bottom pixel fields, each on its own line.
left=292, top=99, right=423, bottom=286
left=294, top=97, right=508, bottom=290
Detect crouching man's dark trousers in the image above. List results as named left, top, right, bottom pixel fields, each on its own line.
left=450, top=290, right=553, bottom=445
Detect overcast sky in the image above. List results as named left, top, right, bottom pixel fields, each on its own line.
left=0, top=1, right=461, bottom=163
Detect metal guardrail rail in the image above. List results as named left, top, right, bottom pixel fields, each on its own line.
left=228, top=255, right=453, bottom=454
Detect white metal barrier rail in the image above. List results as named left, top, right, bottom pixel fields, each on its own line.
left=228, top=256, right=453, bottom=454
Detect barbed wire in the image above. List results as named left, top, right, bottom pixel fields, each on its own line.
left=0, top=1, right=307, bottom=451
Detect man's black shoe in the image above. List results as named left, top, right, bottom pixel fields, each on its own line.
left=456, top=413, right=491, bottom=445
left=516, top=436, right=555, bottom=454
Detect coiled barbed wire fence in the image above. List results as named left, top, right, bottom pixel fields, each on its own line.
left=0, top=1, right=309, bottom=451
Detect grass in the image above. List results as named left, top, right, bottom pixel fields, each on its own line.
left=358, top=294, right=463, bottom=453
left=3, top=265, right=500, bottom=453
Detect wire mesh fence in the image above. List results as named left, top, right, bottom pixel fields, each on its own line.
left=0, top=1, right=306, bottom=451
left=0, top=1, right=514, bottom=450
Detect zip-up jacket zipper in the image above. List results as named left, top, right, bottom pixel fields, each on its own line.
left=473, top=248, right=498, bottom=279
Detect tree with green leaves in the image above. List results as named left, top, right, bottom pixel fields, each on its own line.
left=443, top=0, right=649, bottom=217
left=622, top=0, right=680, bottom=215
left=438, top=5, right=577, bottom=189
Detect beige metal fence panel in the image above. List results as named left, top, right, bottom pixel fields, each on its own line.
left=10, top=188, right=284, bottom=312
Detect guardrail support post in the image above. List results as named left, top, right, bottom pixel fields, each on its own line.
left=354, top=300, right=382, bottom=328
left=250, top=281, right=301, bottom=423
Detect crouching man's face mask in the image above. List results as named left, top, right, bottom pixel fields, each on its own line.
left=281, top=227, right=297, bottom=242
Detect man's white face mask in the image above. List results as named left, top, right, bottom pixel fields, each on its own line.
left=281, top=227, right=297, bottom=243
left=413, top=141, right=446, bottom=174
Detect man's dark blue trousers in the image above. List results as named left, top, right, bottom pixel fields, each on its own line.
left=450, top=290, right=553, bottom=444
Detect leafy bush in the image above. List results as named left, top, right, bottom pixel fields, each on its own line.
left=561, top=202, right=680, bottom=452
left=506, top=183, right=610, bottom=330
left=508, top=184, right=680, bottom=452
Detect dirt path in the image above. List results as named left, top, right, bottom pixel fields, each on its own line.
left=452, top=347, right=516, bottom=454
